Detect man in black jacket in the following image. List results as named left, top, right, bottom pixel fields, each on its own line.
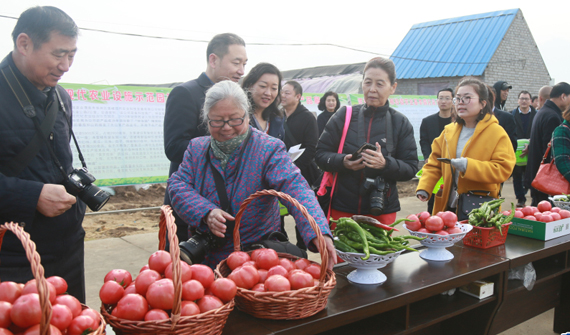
left=0, top=7, right=86, bottom=301
left=492, top=81, right=518, bottom=153
left=525, top=82, right=570, bottom=205
left=163, top=33, right=247, bottom=244
left=511, top=91, right=537, bottom=207
left=419, top=88, right=453, bottom=213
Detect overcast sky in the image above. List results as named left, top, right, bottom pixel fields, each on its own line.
left=1, top=0, right=568, bottom=88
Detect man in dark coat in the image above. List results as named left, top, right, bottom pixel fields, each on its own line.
left=163, top=33, right=247, bottom=244
left=511, top=91, right=537, bottom=207
left=492, top=81, right=518, bottom=152
left=419, top=88, right=453, bottom=213
left=0, top=6, right=86, bottom=301
left=525, top=82, right=570, bottom=205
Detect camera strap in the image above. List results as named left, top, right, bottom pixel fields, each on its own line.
left=0, top=66, right=59, bottom=177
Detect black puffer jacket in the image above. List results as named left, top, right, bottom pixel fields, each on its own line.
left=316, top=103, right=419, bottom=214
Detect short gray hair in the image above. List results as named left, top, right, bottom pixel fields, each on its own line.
left=201, top=80, right=250, bottom=124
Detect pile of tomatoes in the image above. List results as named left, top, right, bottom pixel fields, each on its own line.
left=0, top=277, right=102, bottom=335
left=510, top=201, right=570, bottom=222
left=404, top=211, right=463, bottom=235
left=100, top=250, right=237, bottom=322
left=225, top=249, right=321, bottom=292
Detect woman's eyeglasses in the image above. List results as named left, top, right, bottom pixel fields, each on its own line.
left=207, top=116, right=246, bottom=128
left=453, top=96, right=472, bottom=105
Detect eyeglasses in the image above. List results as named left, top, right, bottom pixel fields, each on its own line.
left=207, top=115, right=246, bottom=128
left=518, top=97, right=530, bottom=101
left=438, top=97, right=452, bottom=101
left=453, top=96, right=473, bottom=105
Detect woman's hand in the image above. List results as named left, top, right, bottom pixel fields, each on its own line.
left=343, top=154, right=365, bottom=171
left=311, top=235, right=337, bottom=271
left=416, top=191, right=429, bottom=202
left=205, top=208, right=235, bottom=238
left=361, top=142, right=386, bottom=169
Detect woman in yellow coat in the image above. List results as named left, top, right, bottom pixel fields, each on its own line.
left=416, top=78, right=516, bottom=215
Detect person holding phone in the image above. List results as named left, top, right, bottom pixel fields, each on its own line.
left=416, top=79, right=516, bottom=214
left=315, top=57, right=419, bottom=227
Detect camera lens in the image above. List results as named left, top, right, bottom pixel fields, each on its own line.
left=370, top=189, right=385, bottom=216
left=179, top=234, right=209, bottom=265
left=79, top=185, right=111, bottom=211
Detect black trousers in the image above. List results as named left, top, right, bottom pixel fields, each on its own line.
left=0, top=237, right=86, bottom=303
left=530, top=187, right=550, bottom=206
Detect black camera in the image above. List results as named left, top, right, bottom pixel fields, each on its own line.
left=63, top=168, right=110, bottom=212
left=363, top=177, right=388, bottom=216
left=179, top=229, right=226, bottom=265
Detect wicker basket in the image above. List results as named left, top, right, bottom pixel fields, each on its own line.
left=101, top=205, right=234, bottom=334
left=0, top=222, right=106, bottom=335
left=215, top=189, right=336, bottom=320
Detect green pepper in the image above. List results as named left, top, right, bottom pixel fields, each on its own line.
left=333, top=239, right=357, bottom=253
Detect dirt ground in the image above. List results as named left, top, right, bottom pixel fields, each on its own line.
left=83, top=180, right=419, bottom=241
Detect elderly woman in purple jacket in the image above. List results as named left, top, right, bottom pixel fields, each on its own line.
left=168, top=80, right=336, bottom=269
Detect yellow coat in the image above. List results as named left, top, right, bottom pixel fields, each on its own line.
left=417, top=114, right=516, bottom=214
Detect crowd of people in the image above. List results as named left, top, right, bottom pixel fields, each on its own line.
left=2, top=5, right=569, bottom=303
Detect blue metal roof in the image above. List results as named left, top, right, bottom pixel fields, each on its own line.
left=391, top=9, right=519, bottom=79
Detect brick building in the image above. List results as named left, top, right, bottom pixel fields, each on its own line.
left=392, top=9, right=551, bottom=111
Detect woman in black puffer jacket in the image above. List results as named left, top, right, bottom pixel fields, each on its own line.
left=315, top=57, right=419, bottom=227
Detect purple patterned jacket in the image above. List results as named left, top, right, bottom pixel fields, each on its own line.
left=168, top=127, right=331, bottom=268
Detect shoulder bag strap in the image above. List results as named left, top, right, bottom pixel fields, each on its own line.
left=385, top=110, right=394, bottom=156
left=327, top=106, right=353, bottom=219
left=0, top=66, right=59, bottom=177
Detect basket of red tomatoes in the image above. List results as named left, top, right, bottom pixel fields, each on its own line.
left=0, top=222, right=106, bottom=335
left=99, top=205, right=234, bottom=335
left=215, top=189, right=336, bottom=320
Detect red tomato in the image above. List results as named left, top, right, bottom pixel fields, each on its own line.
left=228, top=265, right=259, bottom=289
left=242, top=261, right=258, bottom=269
left=521, top=206, right=534, bottom=217
left=67, top=315, right=97, bottom=335
left=265, top=275, right=291, bottom=292
left=22, top=280, right=56, bottom=305
left=181, top=280, right=204, bottom=301
left=405, top=214, right=421, bottom=231
left=227, top=251, right=251, bottom=271
left=417, top=228, right=429, bottom=233
left=54, top=294, right=82, bottom=318
left=0, top=328, right=12, bottom=335
left=551, top=213, right=562, bottom=221
left=279, top=258, right=295, bottom=272
left=0, top=282, right=22, bottom=304
left=551, top=207, right=561, bottom=213
left=144, top=309, right=169, bottom=321
left=250, top=249, right=264, bottom=262
left=267, top=265, right=288, bottom=278
left=104, top=269, right=133, bottom=288
left=180, top=301, right=201, bottom=316
left=49, top=304, right=73, bottom=331
left=99, top=280, right=125, bottom=305
left=210, top=278, right=237, bottom=303
left=139, top=264, right=150, bottom=273
left=124, top=283, right=137, bottom=295
left=46, top=276, right=68, bottom=296
left=164, top=261, right=193, bottom=283
left=534, top=212, right=543, bottom=220
left=189, top=265, right=215, bottom=289
left=441, top=212, right=458, bottom=229
left=435, top=212, right=445, bottom=218
left=502, top=210, right=511, bottom=216
left=559, top=210, right=570, bottom=219
left=523, top=216, right=537, bottom=221
left=0, top=302, right=12, bottom=328
left=425, top=216, right=444, bottom=232
left=447, top=227, right=463, bottom=234
left=251, top=284, right=265, bottom=292
left=135, top=269, right=161, bottom=296
left=255, top=249, right=280, bottom=270
left=537, top=200, right=552, bottom=213
left=514, top=211, right=524, bottom=218
left=288, top=270, right=314, bottom=290
left=435, top=230, right=449, bottom=236
left=23, top=324, right=61, bottom=335
left=197, top=295, right=223, bottom=313
left=80, top=308, right=101, bottom=328
left=294, top=258, right=311, bottom=271
left=542, top=211, right=552, bottom=216
left=114, top=294, right=148, bottom=321
left=148, top=250, right=172, bottom=275
left=10, top=294, right=41, bottom=329
left=540, top=214, right=553, bottom=223
left=531, top=207, right=539, bottom=214
left=146, top=278, right=174, bottom=310
left=417, top=211, right=431, bottom=225
left=304, top=264, right=321, bottom=280
left=257, top=269, right=268, bottom=283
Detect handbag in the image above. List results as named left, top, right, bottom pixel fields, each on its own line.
left=531, top=140, right=570, bottom=196
left=316, top=106, right=353, bottom=219
left=457, top=191, right=497, bottom=221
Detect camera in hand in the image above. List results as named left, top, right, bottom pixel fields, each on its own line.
left=179, top=229, right=226, bottom=265
left=63, top=167, right=110, bottom=212
left=364, top=176, right=388, bottom=216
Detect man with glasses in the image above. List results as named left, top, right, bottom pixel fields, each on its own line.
left=526, top=82, right=570, bottom=205
left=419, top=88, right=454, bottom=213
left=511, top=91, right=537, bottom=207
left=163, top=33, right=247, bottom=246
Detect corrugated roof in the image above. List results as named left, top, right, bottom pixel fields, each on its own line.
left=391, top=9, right=519, bottom=79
